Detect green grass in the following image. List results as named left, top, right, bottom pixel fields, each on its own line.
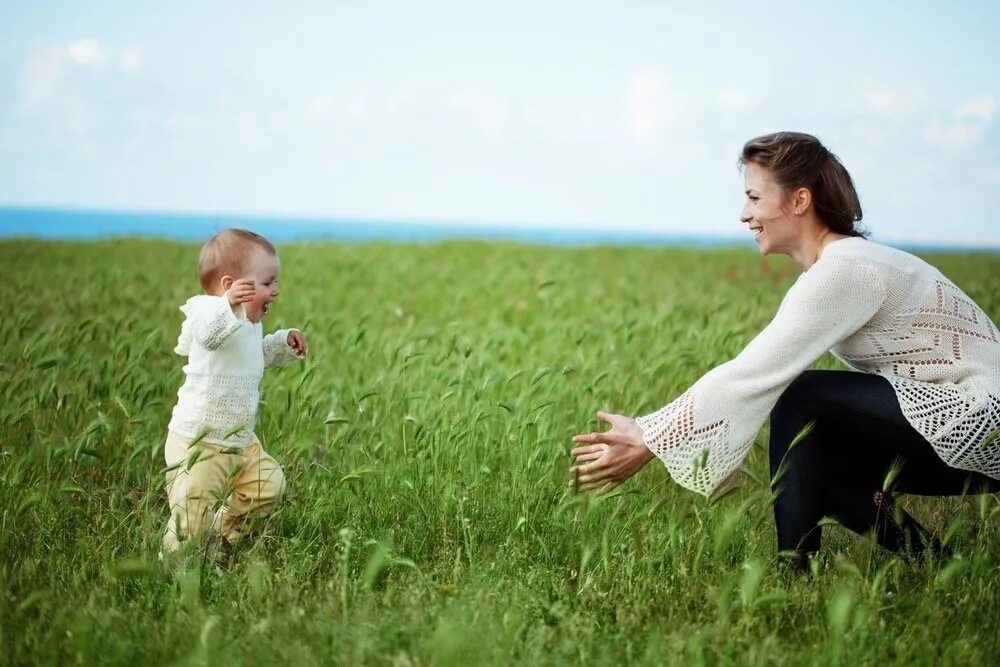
left=2, top=239, right=1000, bottom=666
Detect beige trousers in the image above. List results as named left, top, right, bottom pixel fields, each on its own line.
left=162, top=431, right=286, bottom=552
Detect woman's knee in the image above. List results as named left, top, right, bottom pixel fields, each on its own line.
left=769, top=372, right=833, bottom=478
left=773, top=371, right=828, bottom=419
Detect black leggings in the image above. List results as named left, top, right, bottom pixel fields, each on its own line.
left=769, top=371, right=1000, bottom=560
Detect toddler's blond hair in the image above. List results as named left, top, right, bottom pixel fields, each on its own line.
left=198, top=228, right=277, bottom=292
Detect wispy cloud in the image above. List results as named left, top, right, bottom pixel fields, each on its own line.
left=922, top=119, right=985, bottom=150
left=119, top=46, right=143, bottom=73
left=955, top=95, right=996, bottom=122
left=715, top=88, right=759, bottom=113
left=858, top=83, right=925, bottom=119
left=448, top=89, right=509, bottom=136
left=922, top=94, right=996, bottom=150
left=626, top=71, right=666, bottom=142
left=19, top=39, right=143, bottom=111
left=626, top=70, right=689, bottom=144
left=20, top=46, right=65, bottom=109
left=66, top=38, right=109, bottom=67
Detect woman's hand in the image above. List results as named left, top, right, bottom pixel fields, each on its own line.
left=570, top=411, right=656, bottom=493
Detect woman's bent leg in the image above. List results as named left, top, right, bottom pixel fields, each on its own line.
left=768, top=371, right=998, bottom=564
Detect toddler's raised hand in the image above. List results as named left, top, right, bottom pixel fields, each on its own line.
left=227, top=279, right=256, bottom=309
left=287, top=330, right=309, bottom=357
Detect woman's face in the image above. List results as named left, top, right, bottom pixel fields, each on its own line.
left=740, top=162, right=799, bottom=256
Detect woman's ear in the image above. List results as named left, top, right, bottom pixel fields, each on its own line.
left=220, top=275, right=235, bottom=292
left=793, top=187, right=812, bottom=215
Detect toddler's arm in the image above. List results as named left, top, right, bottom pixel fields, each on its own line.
left=175, top=289, right=249, bottom=354
left=263, top=329, right=307, bottom=367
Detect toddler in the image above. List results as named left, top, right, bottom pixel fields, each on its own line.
left=162, top=228, right=308, bottom=554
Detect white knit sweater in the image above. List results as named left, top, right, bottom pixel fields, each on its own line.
left=637, top=238, right=1000, bottom=496
left=168, top=295, right=303, bottom=446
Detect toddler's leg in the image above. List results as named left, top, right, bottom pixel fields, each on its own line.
left=214, top=441, right=286, bottom=544
left=162, top=433, right=240, bottom=552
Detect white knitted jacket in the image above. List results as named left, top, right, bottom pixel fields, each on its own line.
left=637, top=238, right=1000, bottom=496
left=168, top=295, right=303, bottom=446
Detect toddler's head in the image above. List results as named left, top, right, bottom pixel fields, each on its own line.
left=198, top=228, right=280, bottom=323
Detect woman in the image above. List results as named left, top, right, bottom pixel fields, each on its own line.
left=571, top=132, right=1000, bottom=566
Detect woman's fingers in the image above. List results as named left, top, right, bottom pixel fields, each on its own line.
left=571, top=469, right=624, bottom=492
left=572, top=431, right=630, bottom=446
left=569, top=458, right=608, bottom=475
left=596, top=410, right=625, bottom=426
left=570, top=450, right=604, bottom=464
left=579, top=475, right=618, bottom=491
left=569, top=443, right=604, bottom=456
left=576, top=465, right=618, bottom=485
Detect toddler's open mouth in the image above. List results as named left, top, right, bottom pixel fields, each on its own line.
left=262, top=302, right=271, bottom=316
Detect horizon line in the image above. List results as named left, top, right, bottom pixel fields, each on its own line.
left=1, top=203, right=998, bottom=252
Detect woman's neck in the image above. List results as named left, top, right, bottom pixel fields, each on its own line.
left=790, top=222, right=849, bottom=271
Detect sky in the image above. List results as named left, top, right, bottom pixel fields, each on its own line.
left=1, top=1, right=999, bottom=245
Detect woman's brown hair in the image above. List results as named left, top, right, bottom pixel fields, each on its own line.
left=740, top=132, right=866, bottom=238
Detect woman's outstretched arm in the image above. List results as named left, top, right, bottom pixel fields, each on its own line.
left=571, top=254, right=887, bottom=496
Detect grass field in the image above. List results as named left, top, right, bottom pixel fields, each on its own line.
left=2, top=239, right=1000, bottom=666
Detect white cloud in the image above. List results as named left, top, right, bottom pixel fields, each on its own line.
left=627, top=70, right=670, bottom=142
left=66, top=38, right=110, bottom=67
left=922, top=119, right=985, bottom=150
left=20, top=40, right=143, bottom=111
left=955, top=95, right=996, bottom=122
left=347, top=92, right=369, bottom=121
left=167, top=113, right=213, bottom=132
left=64, top=97, right=97, bottom=135
left=522, top=104, right=547, bottom=129
left=846, top=120, right=891, bottom=147
left=716, top=87, right=759, bottom=112
left=119, top=46, right=143, bottom=73
left=858, top=83, right=924, bottom=119
left=304, top=94, right=337, bottom=118
left=448, top=89, right=509, bottom=135
left=21, top=46, right=65, bottom=109
left=922, top=94, right=996, bottom=151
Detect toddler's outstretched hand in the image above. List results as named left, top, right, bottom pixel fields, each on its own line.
left=227, top=279, right=256, bottom=309
left=287, top=330, right=309, bottom=357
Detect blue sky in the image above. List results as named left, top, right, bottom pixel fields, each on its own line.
left=1, top=1, right=998, bottom=245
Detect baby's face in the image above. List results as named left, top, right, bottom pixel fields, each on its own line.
left=241, top=248, right=281, bottom=323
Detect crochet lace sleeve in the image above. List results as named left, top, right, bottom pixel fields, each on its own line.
left=636, top=256, right=887, bottom=496
left=176, top=296, right=245, bottom=354
left=263, top=328, right=304, bottom=367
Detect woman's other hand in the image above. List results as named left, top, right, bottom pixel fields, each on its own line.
left=570, top=411, right=656, bottom=492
